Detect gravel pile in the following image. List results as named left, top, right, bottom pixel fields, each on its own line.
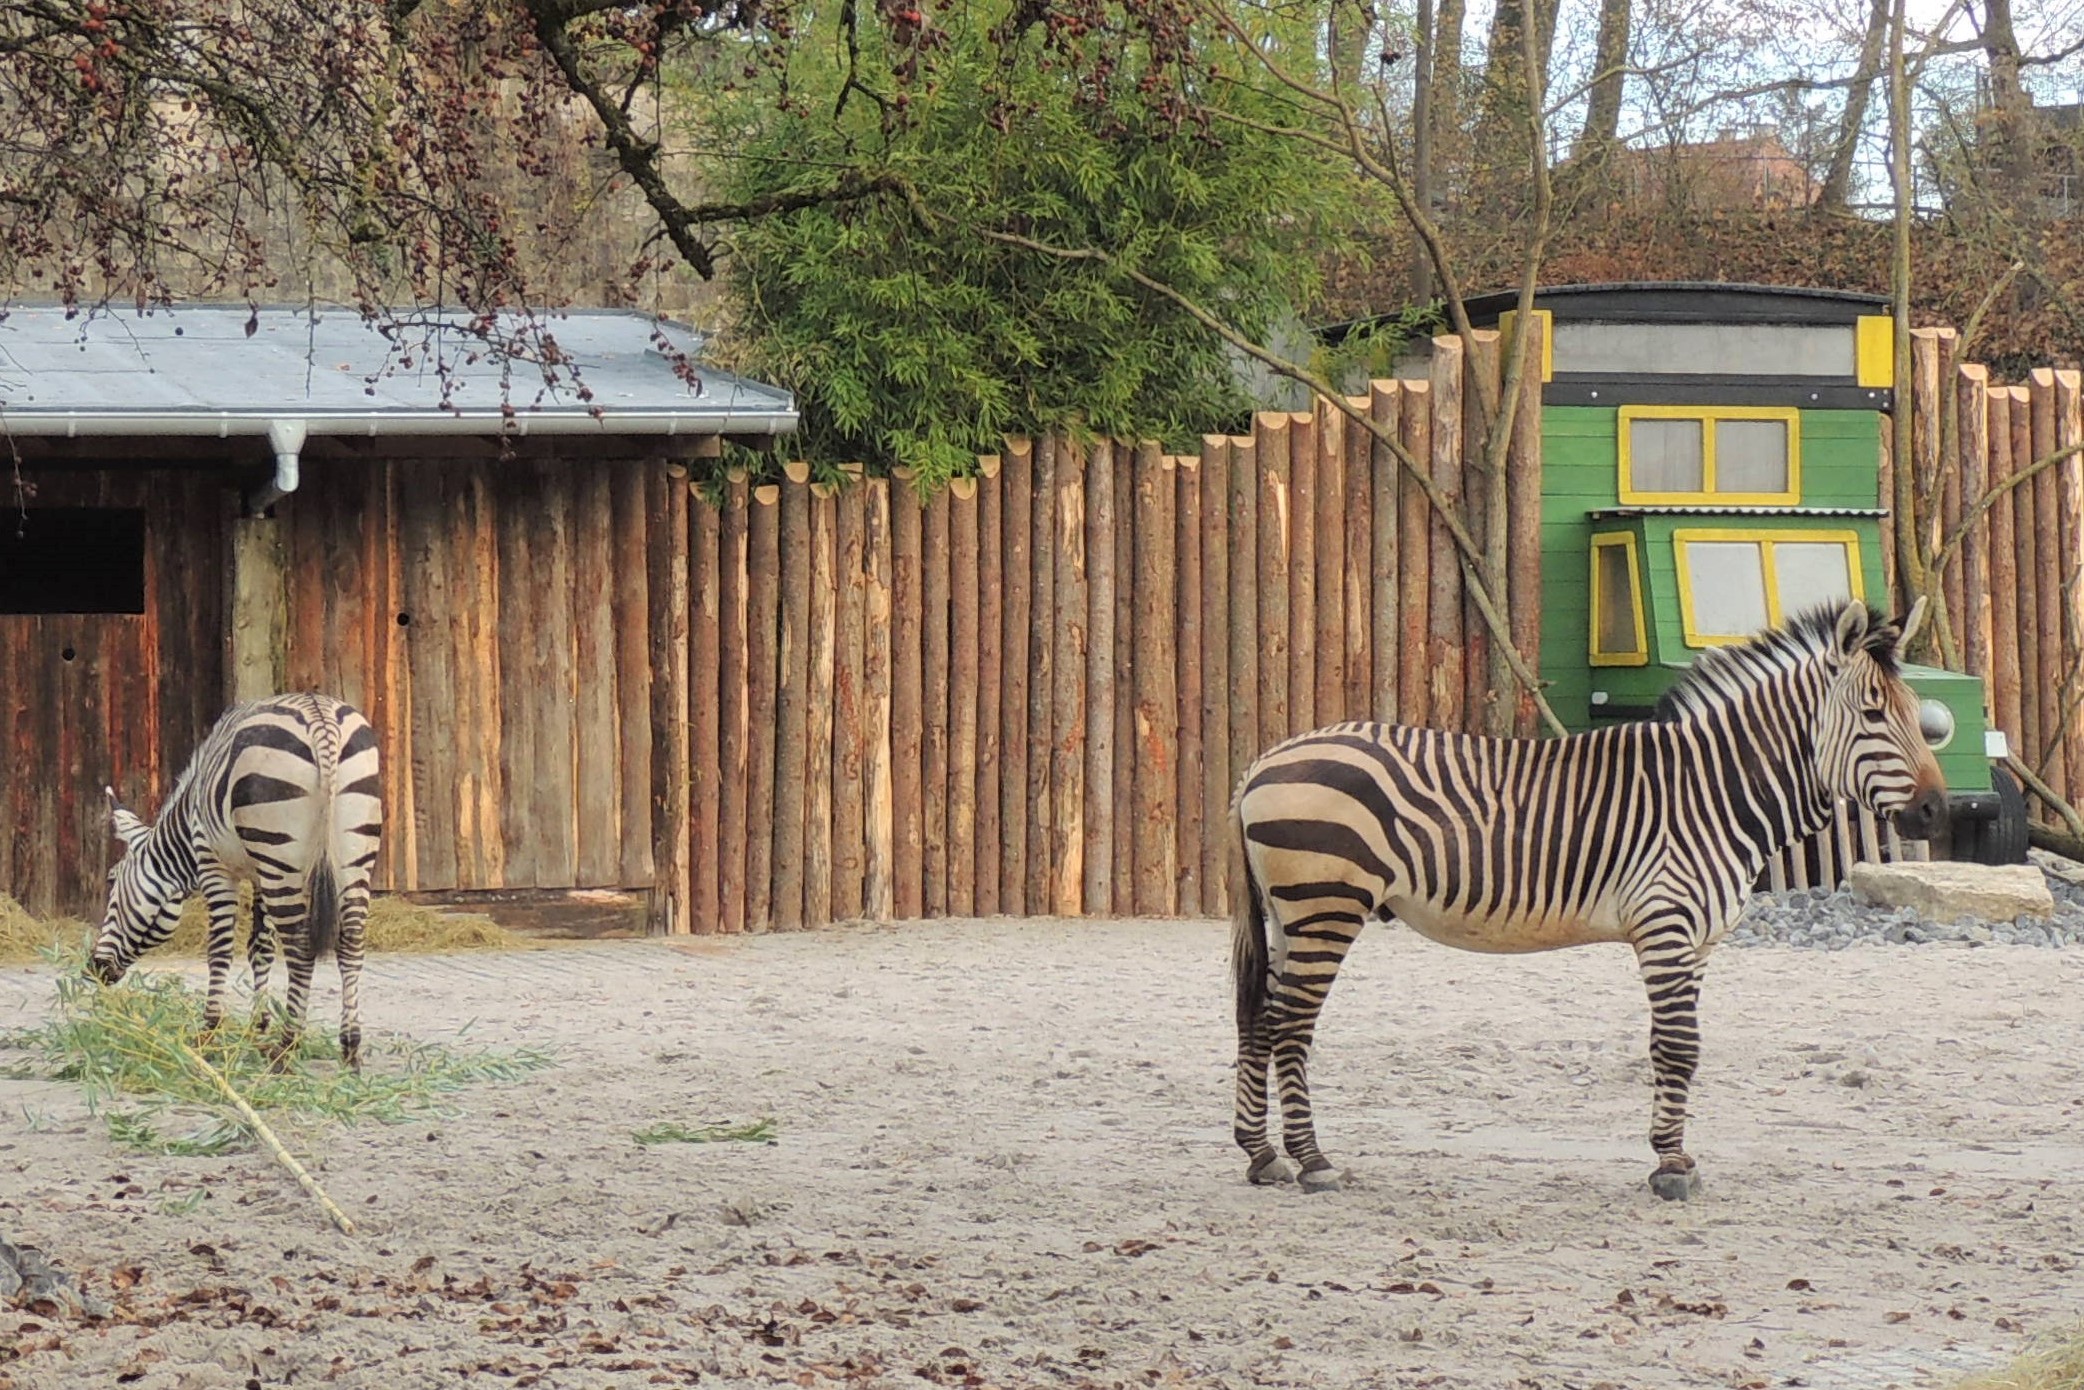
left=1728, top=862, right=2084, bottom=949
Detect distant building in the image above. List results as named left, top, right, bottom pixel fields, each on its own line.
left=1611, top=128, right=1822, bottom=211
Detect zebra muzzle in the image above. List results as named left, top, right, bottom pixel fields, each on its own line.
left=1891, top=787, right=1948, bottom=842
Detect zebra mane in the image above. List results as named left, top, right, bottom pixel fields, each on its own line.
left=1654, top=602, right=1899, bottom=722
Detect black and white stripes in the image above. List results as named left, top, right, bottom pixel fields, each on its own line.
left=92, top=694, right=383, bottom=1070
left=1231, top=601, right=1947, bottom=1200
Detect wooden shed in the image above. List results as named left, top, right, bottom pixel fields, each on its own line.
left=0, top=305, right=797, bottom=930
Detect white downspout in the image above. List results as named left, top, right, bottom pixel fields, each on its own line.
left=255, top=418, right=307, bottom=511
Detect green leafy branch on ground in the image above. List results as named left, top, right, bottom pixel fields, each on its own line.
left=1, top=949, right=554, bottom=1157
left=632, top=1119, right=777, bottom=1146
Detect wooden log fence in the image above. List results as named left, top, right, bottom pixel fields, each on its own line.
left=674, top=335, right=2081, bottom=930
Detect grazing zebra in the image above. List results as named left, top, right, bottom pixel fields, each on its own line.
left=92, top=694, right=384, bottom=1070
left=1231, top=601, right=1945, bottom=1201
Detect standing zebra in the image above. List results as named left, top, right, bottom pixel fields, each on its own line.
left=92, top=694, right=383, bottom=1070
left=1231, top=601, right=1945, bottom=1201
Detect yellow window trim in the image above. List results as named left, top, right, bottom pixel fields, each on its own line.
left=1589, top=531, right=1649, bottom=667
left=1855, top=315, right=1895, bottom=388
left=1617, top=404, right=1802, bottom=506
left=1673, top=528, right=1865, bottom=649
left=1497, top=308, right=1553, bottom=382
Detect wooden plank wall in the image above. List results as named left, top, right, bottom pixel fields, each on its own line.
left=279, top=451, right=661, bottom=902
left=695, top=336, right=1543, bottom=930
left=0, top=468, right=227, bottom=918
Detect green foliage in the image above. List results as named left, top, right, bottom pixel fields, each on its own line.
left=631, top=1118, right=778, bottom=1145
left=700, top=1, right=1367, bottom=485
left=2, top=947, right=555, bottom=1156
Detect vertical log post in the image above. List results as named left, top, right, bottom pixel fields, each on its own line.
left=650, top=469, right=692, bottom=934
left=974, top=456, right=1005, bottom=918
left=228, top=516, right=289, bottom=706
left=1256, top=414, right=1292, bottom=752
left=1176, top=452, right=1205, bottom=917
left=1084, top=441, right=1117, bottom=916
left=1134, top=442, right=1180, bottom=913
left=1369, top=383, right=1401, bottom=722
left=922, top=482, right=952, bottom=914
left=1956, top=366, right=1991, bottom=685
left=890, top=472, right=925, bottom=919
left=1987, top=388, right=2022, bottom=749
left=2032, top=371, right=2063, bottom=797
left=1287, top=412, right=1317, bottom=736
left=1428, top=337, right=1467, bottom=733
left=1462, top=329, right=1501, bottom=733
left=1025, top=437, right=1057, bottom=914
left=831, top=472, right=869, bottom=921
left=2058, top=370, right=2084, bottom=802
left=1314, top=405, right=1347, bottom=725
left=862, top=478, right=896, bottom=921
left=1113, top=445, right=1137, bottom=914
left=690, top=487, right=723, bottom=932
left=1201, top=436, right=1233, bottom=917
left=2013, top=386, right=2042, bottom=774
left=1341, top=399, right=1372, bottom=720
left=948, top=475, right=981, bottom=918
left=1507, top=334, right=1545, bottom=737
left=717, top=475, right=751, bottom=933
left=771, top=468, right=812, bottom=929
left=998, top=442, right=1033, bottom=915
left=1399, top=382, right=1435, bottom=726
left=745, top=485, right=781, bottom=929
left=803, top=483, right=839, bottom=926
left=1051, top=451, right=1088, bottom=915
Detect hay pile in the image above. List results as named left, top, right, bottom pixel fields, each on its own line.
left=0, top=890, right=527, bottom=965
left=1954, top=1328, right=2084, bottom=1390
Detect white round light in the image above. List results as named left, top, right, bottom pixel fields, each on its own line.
left=1917, top=698, right=1955, bottom=750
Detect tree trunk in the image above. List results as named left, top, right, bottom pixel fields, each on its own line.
left=1571, top=0, right=1631, bottom=164
left=1820, top=0, right=1888, bottom=211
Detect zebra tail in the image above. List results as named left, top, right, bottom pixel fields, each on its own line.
left=306, top=851, right=341, bottom=963
left=1231, top=807, right=1268, bottom=1039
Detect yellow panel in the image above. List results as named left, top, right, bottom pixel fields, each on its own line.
left=1499, top=308, right=1553, bottom=382
left=1856, top=315, right=1895, bottom=388
left=1589, top=531, right=1649, bottom=667
left=1617, top=404, right=1802, bottom=506
left=1672, top=528, right=1865, bottom=648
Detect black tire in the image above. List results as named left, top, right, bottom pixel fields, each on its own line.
left=1984, top=765, right=2030, bottom=866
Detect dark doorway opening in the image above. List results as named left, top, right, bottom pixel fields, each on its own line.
left=0, top=508, right=147, bottom=614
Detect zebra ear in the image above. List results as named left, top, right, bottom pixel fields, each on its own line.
left=107, top=791, right=148, bottom=853
left=1896, top=595, right=1929, bottom=653
left=1833, top=601, right=1870, bottom=657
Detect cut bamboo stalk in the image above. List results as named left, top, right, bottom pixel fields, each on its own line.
left=1369, top=382, right=1401, bottom=722
left=1255, top=413, right=1292, bottom=752
left=1084, top=440, right=1117, bottom=917
left=1314, top=403, right=1346, bottom=726
left=1428, top=337, right=1466, bottom=733
left=948, top=475, right=981, bottom=917
left=831, top=475, right=868, bottom=921
left=1507, top=335, right=1545, bottom=737
left=1176, top=451, right=1204, bottom=917
left=1113, top=444, right=1138, bottom=915
left=863, top=478, right=895, bottom=920
left=1025, top=436, right=1056, bottom=915
left=745, top=485, right=781, bottom=930
left=922, top=483, right=952, bottom=915
left=804, top=487, right=839, bottom=926
left=1398, top=382, right=1434, bottom=726
left=998, top=441, right=1033, bottom=915
left=1051, top=449, right=1088, bottom=915
left=717, top=477, right=750, bottom=933
left=1987, top=387, right=2023, bottom=749
left=1287, top=411, right=1317, bottom=736
left=1200, top=435, right=1232, bottom=917
left=974, top=456, right=1005, bottom=918
left=1134, top=443, right=1179, bottom=915
left=177, top=1041, right=353, bottom=1236
left=890, top=473, right=925, bottom=919
left=690, top=490, right=723, bottom=932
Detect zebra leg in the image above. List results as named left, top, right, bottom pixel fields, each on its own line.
left=197, top=870, right=243, bottom=1036
left=1233, top=1009, right=1290, bottom=1185
left=246, top=894, right=277, bottom=1032
left=262, top=884, right=316, bottom=1069
left=1635, top=931, right=1708, bottom=1202
left=336, top=883, right=369, bottom=1073
left=1267, top=908, right=1366, bottom=1194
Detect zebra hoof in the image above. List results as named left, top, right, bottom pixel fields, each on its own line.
left=1245, top=1153, right=1294, bottom=1186
left=1648, top=1165, right=1703, bottom=1202
left=1297, top=1165, right=1342, bottom=1194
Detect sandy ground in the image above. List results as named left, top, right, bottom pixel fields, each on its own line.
left=2, top=918, right=2081, bottom=1390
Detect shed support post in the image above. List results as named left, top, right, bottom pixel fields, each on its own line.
left=229, top=513, right=290, bottom=705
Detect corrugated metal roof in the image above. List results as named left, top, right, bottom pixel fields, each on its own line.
left=0, top=304, right=796, bottom=435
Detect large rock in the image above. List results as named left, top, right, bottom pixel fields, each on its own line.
left=1848, top=861, right=2054, bottom=925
